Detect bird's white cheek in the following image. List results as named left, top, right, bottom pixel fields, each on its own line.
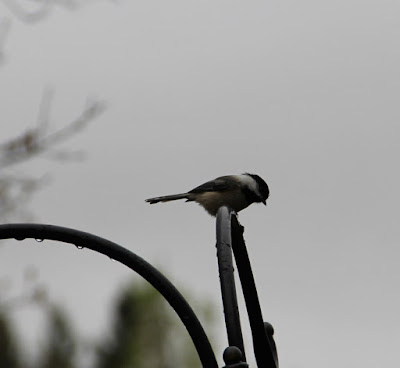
left=237, top=175, right=261, bottom=198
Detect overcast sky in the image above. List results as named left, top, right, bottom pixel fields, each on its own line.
left=1, top=1, right=400, bottom=367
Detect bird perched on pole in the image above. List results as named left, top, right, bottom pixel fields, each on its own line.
left=145, top=173, right=269, bottom=216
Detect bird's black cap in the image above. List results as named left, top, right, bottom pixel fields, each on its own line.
left=246, top=173, right=269, bottom=204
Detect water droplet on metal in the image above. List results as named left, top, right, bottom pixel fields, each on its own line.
left=35, top=239, right=44, bottom=243
left=76, top=245, right=84, bottom=250
left=15, top=237, right=25, bottom=241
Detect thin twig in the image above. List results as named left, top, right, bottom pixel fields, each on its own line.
left=0, top=93, right=106, bottom=168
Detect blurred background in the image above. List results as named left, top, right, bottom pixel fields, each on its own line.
left=0, top=0, right=399, bottom=367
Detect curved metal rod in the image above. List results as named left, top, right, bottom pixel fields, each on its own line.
left=0, top=223, right=218, bottom=368
left=216, top=207, right=246, bottom=359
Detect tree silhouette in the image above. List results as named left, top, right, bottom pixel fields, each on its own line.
left=0, top=311, right=21, bottom=368
left=96, top=281, right=215, bottom=368
left=35, top=305, right=77, bottom=368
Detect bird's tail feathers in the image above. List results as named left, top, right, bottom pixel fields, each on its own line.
left=145, top=193, right=191, bottom=204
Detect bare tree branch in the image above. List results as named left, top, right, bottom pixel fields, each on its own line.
left=0, top=91, right=106, bottom=169
left=0, top=1, right=108, bottom=221
left=0, top=90, right=106, bottom=221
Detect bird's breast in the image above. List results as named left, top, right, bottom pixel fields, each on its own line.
left=195, top=190, right=250, bottom=216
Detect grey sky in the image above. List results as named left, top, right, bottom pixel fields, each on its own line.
left=1, top=1, right=400, bottom=367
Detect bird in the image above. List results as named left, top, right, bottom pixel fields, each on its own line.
left=145, top=173, right=269, bottom=216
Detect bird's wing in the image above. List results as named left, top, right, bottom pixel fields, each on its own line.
left=188, top=176, right=237, bottom=193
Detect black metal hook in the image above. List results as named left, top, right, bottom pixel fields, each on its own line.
left=0, top=223, right=218, bottom=368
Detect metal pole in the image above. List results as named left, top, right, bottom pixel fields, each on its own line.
left=216, top=207, right=246, bottom=361
left=231, top=215, right=278, bottom=368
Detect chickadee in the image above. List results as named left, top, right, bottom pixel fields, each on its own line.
left=145, top=173, right=269, bottom=216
